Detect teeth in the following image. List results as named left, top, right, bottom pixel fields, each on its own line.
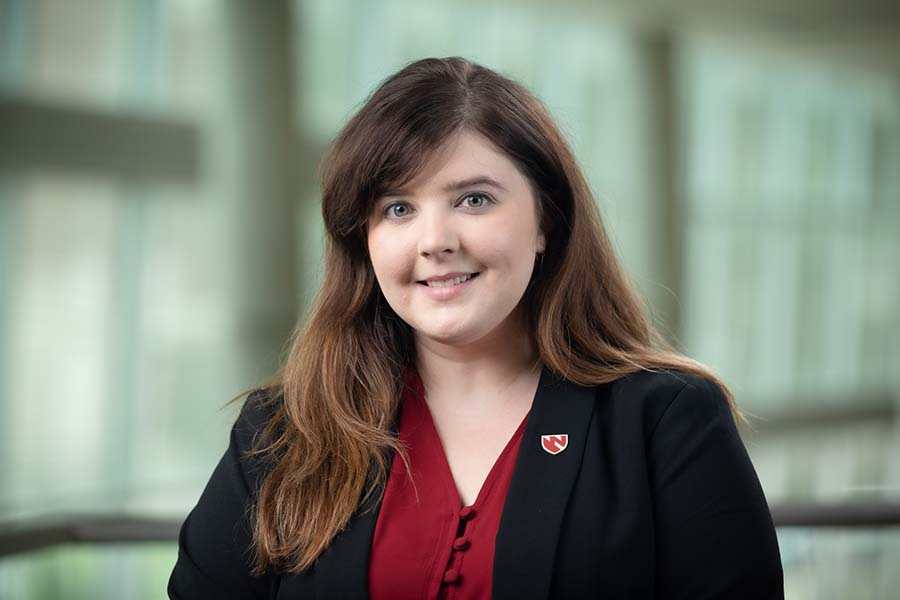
left=426, top=273, right=475, bottom=288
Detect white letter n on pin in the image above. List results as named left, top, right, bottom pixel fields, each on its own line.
left=541, top=434, right=568, bottom=455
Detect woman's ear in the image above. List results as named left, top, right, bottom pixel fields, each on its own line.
left=536, top=231, right=546, bottom=254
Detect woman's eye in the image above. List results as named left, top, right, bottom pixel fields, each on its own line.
left=384, top=203, right=410, bottom=218
left=381, top=193, right=492, bottom=220
left=461, top=192, right=492, bottom=208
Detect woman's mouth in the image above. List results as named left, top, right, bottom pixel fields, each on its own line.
left=419, top=272, right=479, bottom=288
left=417, top=272, right=480, bottom=299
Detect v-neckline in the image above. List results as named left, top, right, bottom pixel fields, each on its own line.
left=303, top=364, right=599, bottom=600
left=409, top=369, right=532, bottom=509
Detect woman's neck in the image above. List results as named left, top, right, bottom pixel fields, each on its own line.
left=412, top=313, right=541, bottom=418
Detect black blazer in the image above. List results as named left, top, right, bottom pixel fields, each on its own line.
left=169, top=367, right=784, bottom=599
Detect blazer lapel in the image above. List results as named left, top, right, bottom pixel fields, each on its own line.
left=281, top=427, right=396, bottom=599
left=274, top=483, right=383, bottom=599
left=311, top=400, right=409, bottom=600
left=311, top=479, right=384, bottom=599
left=493, top=365, right=597, bottom=600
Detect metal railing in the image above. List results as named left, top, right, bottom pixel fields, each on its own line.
left=2, top=501, right=900, bottom=558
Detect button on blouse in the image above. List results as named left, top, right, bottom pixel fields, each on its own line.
left=368, top=369, right=530, bottom=600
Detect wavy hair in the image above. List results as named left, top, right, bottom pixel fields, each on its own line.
left=246, top=56, right=741, bottom=575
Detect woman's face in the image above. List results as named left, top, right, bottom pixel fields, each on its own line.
left=366, top=130, right=546, bottom=349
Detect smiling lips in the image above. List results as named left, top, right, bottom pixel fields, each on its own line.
left=420, top=273, right=479, bottom=288
left=417, top=272, right=480, bottom=300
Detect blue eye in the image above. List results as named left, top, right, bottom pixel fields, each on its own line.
left=380, top=192, right=493, bottom=221
left=460, top=192, right=492, bottom=208
left=383, top=202, right=411, bottom=219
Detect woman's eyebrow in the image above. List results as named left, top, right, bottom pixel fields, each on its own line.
left=381, top=175, right=508, bottom=198
left=441, top=175, right=508, bottom=193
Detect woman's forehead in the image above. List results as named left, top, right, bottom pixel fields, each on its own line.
left=375, top=131, right=519, bottom=196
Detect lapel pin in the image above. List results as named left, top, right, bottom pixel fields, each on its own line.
left=541, top=434, right=568, bottom=455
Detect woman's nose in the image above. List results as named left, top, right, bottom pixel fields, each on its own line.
left=417, top=210, right=459, bottom=257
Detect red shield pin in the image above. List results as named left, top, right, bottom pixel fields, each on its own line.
left=541, top=434, right=568, bottom=455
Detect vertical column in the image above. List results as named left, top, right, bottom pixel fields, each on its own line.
left=631, top=30, right=682, bottom=346
left=220, top=0, right=299, bottom=384
left=0, top=0, right=30, bottom=517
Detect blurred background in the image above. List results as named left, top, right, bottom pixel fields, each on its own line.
left=0, top=0, right=898, bottom=598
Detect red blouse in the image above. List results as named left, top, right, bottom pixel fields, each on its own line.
left=368, top=369, right=529, bottom=600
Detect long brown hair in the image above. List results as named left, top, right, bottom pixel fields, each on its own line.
left=246, top=56, right=741, bottom=575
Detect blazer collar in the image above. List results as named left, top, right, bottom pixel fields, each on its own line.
left=289, top=364, right=597, bottom=600
left=492, top=365, right=597, bottom=600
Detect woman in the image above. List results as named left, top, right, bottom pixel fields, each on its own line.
left=169, top=57, right=783, bottom=599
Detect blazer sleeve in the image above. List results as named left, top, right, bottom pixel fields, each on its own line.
left=168, top=392, right=278, bottom=600
left=647, top=375, right=784, bottom=599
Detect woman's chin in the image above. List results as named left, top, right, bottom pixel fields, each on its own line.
left=414, top=322, right=481, bottom=346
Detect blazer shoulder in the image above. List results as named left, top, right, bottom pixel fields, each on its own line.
left=602, top=369, right=730, bottom=438
left=168, top=387, right=283, bottom=599
left=231, top=385, right=284, bottom=491
left=235, top=385, right=282, bottom=439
